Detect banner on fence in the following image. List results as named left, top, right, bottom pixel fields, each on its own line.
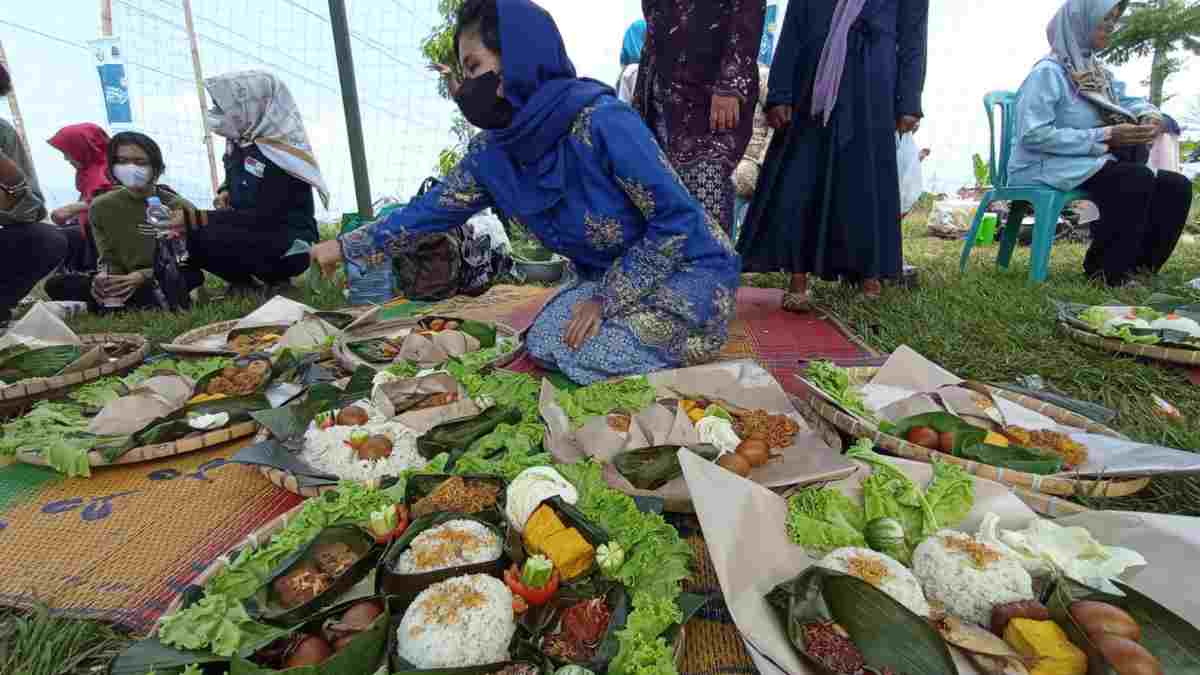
left=88, top=37, right=133, bottom=127
left=759, top=2, right=778, bottom=65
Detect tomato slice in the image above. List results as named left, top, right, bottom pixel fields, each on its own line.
left=504, top=564, right=559, bottom=606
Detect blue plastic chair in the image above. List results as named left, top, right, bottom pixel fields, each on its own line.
left=958, top=91, right=1089, bottom=283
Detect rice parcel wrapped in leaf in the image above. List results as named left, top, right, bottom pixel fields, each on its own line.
left=398, top=332, right=450, bottom=368
left=87, top=375, right=195, bottom=436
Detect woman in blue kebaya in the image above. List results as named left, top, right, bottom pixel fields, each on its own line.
left=310, top=0, right=739, bottom=385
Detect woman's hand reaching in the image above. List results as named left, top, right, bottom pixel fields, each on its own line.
left=564, top=298, right=603, bottom=350
left=310, top=239, right=344, bottom=278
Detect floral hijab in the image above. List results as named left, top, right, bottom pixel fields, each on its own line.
left=204, top=70, right=330, bottom=208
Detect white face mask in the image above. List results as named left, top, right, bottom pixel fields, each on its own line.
left=113, top=164, right=152, bottom=189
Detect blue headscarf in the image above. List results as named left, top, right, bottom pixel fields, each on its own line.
left=477, top=0, right=614, bottom=218
left=620, top=20, right=646, bottom=67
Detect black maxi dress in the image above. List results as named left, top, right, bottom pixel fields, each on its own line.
left=737, top=0, right=927, bottom=282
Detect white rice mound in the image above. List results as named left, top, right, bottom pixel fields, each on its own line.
left=397, top=574, right=515, bottom=668
left=300, top=402, right=424, bottom=481
left=394, top=519, right=502, bottom=575
left=818, top=547, right=931, bottom=617
left=912, top=530, right=1035, bottom=626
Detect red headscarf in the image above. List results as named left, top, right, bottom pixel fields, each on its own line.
left=47, top=123, right=112, bottom=226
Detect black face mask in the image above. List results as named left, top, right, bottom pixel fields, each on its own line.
left=455, top=71, right=514, bottom=130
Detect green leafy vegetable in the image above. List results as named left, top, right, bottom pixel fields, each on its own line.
left=556, top=376, right=657, bottom=430
left=522, top=554, right=554, bottom=588
left=1105, top=325, right=1161, bottom=345
left=0, top=345, right=82, bottom=379
left=69, top=376, right=126, bottom=407
left=849, top=440, right=939, bottom=559
left=555, top=461, right=692, bottom=675
left=924, top=461, right=975, bottom=528
left=807, top=361, right=875, bottom=422
left=383, top=360, right=420, bottom=379
left=785, top=487, right=867, bottom=555
left=125, top=357, right=232, bottom=388
left=0, top=401, right=129, bottom=477
left=157, top=594, right=272, bottom=658
left=1078, top=306, right=1110, bottom=333
left=597, top=542, right=625, bottom=577
left=1133, top=306, right=1164, bottom=321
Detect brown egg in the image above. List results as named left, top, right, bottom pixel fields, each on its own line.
left=337, top=405, right=370, bottom=427
left=735, top=440, right=770, bottom=467
left=905, top=426, right=940, bottom=449
left=356, top=434, right=394, bottom=461
left=1070, top=601, right=1142, bottom=643
left=718, top=453, right=752, bottom=477
left=938, top=431, right=957, bottom=453
left=285, top=635, right=333, bottom=667
left=341, top=599, right=385, bottom=630
left=1092, top=634, right=1162, bottom=675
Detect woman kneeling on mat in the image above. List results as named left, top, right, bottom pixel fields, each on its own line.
left=310, top=0, right=740, bottom=385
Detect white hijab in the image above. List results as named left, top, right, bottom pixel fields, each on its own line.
left=1045, top=0, right=1135, bottom=124
left=205, top=70, right=330, bottom=209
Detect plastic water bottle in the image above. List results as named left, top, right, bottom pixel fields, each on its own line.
left=146, top=196, right=188, bottom=263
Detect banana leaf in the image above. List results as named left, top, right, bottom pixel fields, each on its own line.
left=313, top=311, right=356, bottom=330
left=886, top=412, right=1063, bottom=475
left=231, top=595, right=391, bottom=675
left=417, top=405, right=523, bottom=462
left=1047, top=577, right=1200, bottom=675
left=766, top=567, right=956, bottom=675
left=377, top=512, right=512, bottom=607
left=0, top=345, right=83, bottom=380
left=251, top=367, right=376, bottom=445
left=613, top=444, right=721, bottom=490
left=515, top=582, right=629, bottom=674
left=404, top=474, right=507, bottom=524
left=135, top=393, right=272, bottom=447
left=346, top=339, right=400, bottom=364
left=247, top=525, right=383, bottom=627
left=419, top=316, right=497, bottom=349
left=108, top=637, right=230, bottom=674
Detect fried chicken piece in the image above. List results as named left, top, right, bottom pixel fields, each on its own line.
left=207, top=376, right=235, bottom=396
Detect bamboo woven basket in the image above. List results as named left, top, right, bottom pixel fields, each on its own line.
left=1060, top=322, right=1200, bottom=366
left=257, top=464, right=381, bottom=498
left=0, top=333, right=149, bottom=415
left=161, top=319, right=240, bottom=356
left=162, top=491, right=688, bottom=670
left=799, top=367, right=1150, bottom=498
left=15, top=420, right=259, bottom=469
left=333, top=317, right=524, bottom=373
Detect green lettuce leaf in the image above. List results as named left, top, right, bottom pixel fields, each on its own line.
left=557, top=376, right=657, bottom=429
left=157, top=594, right=260, bottom=657
left=785, top=487, right=867, bottom=554
left=924, top=461, right=975, bottom=528
left=807, top=360, right=875, bottom=422
left=1078, top=306, right=1110, bottom=333
left=847, top=439, right=940, bottom=554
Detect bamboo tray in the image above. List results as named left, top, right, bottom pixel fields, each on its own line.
left=333, top=317, right=524, bottom=373
left=799, top=367, right=1150, bottom=499
left=162, top=495, right=687, bottom=670
left=15, top=420, right=259, bottom=469
left=161, top=319, right=241, bottom=356
left=0, top=333, right=149, bottom=415
left=1060, top=322, right=1200, bottom=366
left=257, top=464, right=379, bottom=498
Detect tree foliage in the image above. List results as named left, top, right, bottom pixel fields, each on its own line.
left=1102, top=0, right=1200, bottom=106
left=422, top=0, right=471, bottom=175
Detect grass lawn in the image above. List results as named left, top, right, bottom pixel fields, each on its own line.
left=748, top=208, right=1200, bottom=515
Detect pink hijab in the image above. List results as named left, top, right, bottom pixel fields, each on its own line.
left=48, top=123, right=113, bottom=226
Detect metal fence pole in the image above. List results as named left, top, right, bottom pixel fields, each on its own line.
left=328, top=0, right=373, bottom=219
left=0, top=40, right=39, bottom=189
left=181, top=0, right=221, bottom=197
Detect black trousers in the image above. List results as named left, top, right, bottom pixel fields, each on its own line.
left=43, top=269, right=203, bottom=312
left=188, top=223, right=309, bottom=287
left=60, top=223, right=98, bottom=274
left=1080, top=162, right=1193, bottom=286
left=0, top=223, right=68, bottom=322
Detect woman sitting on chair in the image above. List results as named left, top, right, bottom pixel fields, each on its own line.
left=1009, top=0, right=1192, bottom=287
